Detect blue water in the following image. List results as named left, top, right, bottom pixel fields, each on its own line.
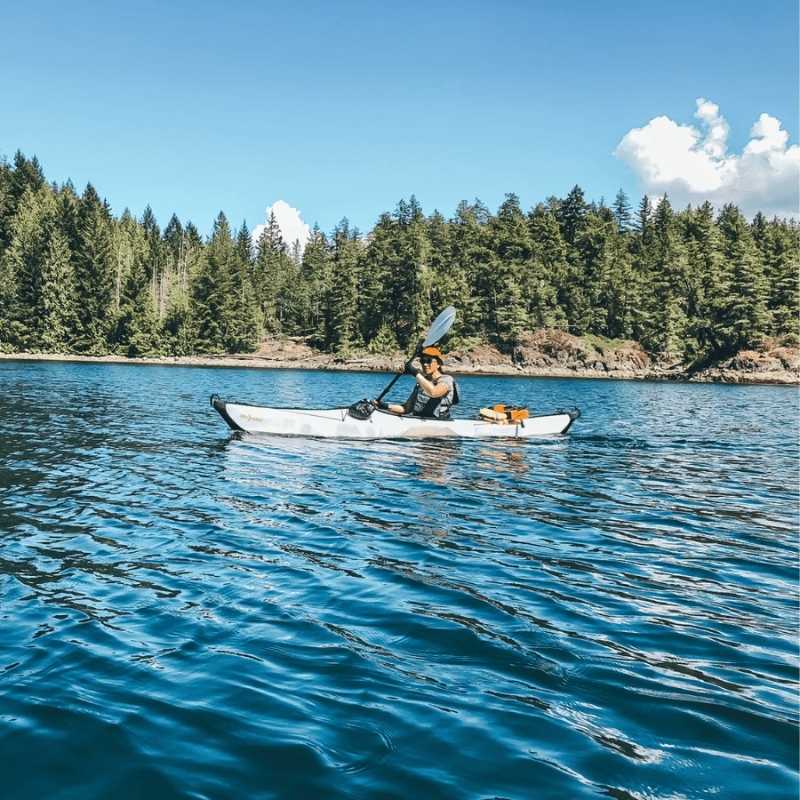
left=1, top=361, right=797, bottom=799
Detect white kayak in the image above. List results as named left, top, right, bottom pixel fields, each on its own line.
left=211, top=395, right=579, bottom=439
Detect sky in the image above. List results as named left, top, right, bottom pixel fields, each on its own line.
left=2, top=0, right=797, bottom=244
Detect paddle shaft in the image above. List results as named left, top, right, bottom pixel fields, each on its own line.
left=375, top=357, right=415, bottom=404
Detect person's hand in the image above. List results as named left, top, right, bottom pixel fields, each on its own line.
left=404, top=362, right=420, bottom=376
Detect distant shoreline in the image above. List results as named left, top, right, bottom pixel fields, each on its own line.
left=2, top=350, right=797, bottom=386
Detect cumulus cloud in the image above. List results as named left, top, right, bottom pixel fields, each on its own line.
left=252, top=200, right=311, bottom=253
left=615, top=98, right=800, bottom=219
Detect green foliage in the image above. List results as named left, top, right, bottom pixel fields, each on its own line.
left=368, top=322, right=400, bottom=355
left=0, top=152, right=795, bottom=365
left=329, top=219, right=362, bottom=353
left=39, top=227, right=78, bottom=351
left=74, top=184, right=115, bottom=353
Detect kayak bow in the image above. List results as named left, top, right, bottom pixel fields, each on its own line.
left=210, top=395, right=579, bottom=439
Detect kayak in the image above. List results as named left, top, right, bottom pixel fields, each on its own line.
left=210, top=395, right=580, bottom=439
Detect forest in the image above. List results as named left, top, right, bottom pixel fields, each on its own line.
left=0, top=150, right=797, bottom=364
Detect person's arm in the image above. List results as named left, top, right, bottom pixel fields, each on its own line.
left=415, top=374, right=450, bottom=398
left=381, top=388, right=417, bottom=415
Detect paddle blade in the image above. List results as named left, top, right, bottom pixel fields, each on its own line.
left=423, top=306, right=456, bottom=347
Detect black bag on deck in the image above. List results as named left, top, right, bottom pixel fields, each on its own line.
left=347, top=399, right=375, bottom=420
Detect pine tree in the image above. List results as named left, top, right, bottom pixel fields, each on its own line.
left=0, top=151, right=46, bottom=251
left=2, top=187, right=53, bottom=349
left=57, top=181, right=81, bottom=262
left=763, top=221, right=800, bottom=342
left=488, top=193, right=530, bottom=348
left=642, top=196, right=689, bottom=357
left=225, top=223, right=259, bottom=352
left=527, top=204, right=567, bottom=329
left=329, top=219, right=361, bottom=353
left=683, top=202, right=725, bottom=358
left=0, top=158, right=12, bottom=257
left=112, top=223, right=161, bottom=358
left=575, top=207, right=616, bottom=334
left=192, top=212, right=235, bottom=353
left=300, top=224, right=333, bottom=345
left=612, top=189, right=633, bottom=233
left=427, top=210, right=472, bottom=342
left=596, top=220, right=636, bottom=339
left=450, top=200, right=492, bottom=338
left=73, top=185, right=115, bottom=353
left=39, top=226, right=78, bottom=351
left=557, top=185, right=589, bottom=246
left=716, top=205, right=770, bottom=352
left=254, top=211, right=289, bottom=335
left=385, top=197, right=432, bottom=348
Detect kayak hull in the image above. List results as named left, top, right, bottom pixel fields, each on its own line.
left=211, top=395, right=579, bottom=439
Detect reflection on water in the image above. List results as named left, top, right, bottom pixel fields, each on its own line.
left=0, top=361, right=798, bottom=800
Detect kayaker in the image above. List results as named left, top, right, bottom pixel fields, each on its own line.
left=384, top=346, right=458, bottom=418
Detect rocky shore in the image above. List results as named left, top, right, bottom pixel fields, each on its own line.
left=2, top=330, right=798, bottom=385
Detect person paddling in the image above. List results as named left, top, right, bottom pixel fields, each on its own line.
left=383, top=346, right=458, bottom=419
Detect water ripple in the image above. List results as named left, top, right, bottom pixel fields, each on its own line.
left=1, top=362, right=797, bottom=799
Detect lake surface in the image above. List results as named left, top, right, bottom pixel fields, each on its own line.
left=1, top=361, right=797, bottom=799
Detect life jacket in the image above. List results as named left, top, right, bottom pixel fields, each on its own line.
left=407, top=374, right=460, bottom=418
left=479, top=404, right=529, bottom=423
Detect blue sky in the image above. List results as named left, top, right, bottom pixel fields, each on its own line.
left=2, top=0, right=797, bottom=236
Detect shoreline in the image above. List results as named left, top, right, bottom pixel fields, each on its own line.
left=2, top=351, right=797, bottom=386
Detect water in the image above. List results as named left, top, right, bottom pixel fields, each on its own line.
left=1, top=361, right=797, bottom=800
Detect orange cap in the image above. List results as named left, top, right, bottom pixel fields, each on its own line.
left=421, top=346, right=444, bottom=363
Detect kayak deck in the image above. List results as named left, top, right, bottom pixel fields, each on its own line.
left=211, top=395, right=579, bottom=439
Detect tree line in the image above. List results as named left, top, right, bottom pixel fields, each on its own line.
left=0, top=150, right=797, bottom=362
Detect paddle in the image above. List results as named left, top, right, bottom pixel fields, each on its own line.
left=374, top=306, right=457, bottom=405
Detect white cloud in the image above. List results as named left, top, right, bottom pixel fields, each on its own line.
left=615, top=98, right=800, bottom=219
left=252, top=200, right=311, bottom=253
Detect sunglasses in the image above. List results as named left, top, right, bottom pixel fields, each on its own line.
left=421, top=357, right=437, bottom=366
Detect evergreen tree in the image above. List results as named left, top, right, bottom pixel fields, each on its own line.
left=553, top=186, right=593, bottom=334
left=596, top=219, right=636, bottom=339
left=427, top=209, right=472, bottom=343
left=2, top=186, right=54, bottom=349
left=449, top=200, right=493, bottom=338
left=254, top=211, right=289, bottom=335
left=0, top=158, right=12, bottom=256
left=39, top=226, right=78, bottom=351
left=400, top=197, right=433, bottom=347
left=629, top=195, right=656, bottom=342
left=329, top=219, right=361, bottom=353
left=557, top=185, right=589, bottom=246
left=683, top=202, right=725, bottom=358
left=57, top=181, right=81, bottom=261
left=225, top=223, right=259, bottom=352
left=487, top=193, right=530, bottom=348
left=300, top=224, right=333, bottom=345
left=574, top=207, right=616, bottom=334
left=112, top=242, right=161, bottom=357
left=527, top=204, right=567, bottom=329
left=357, top=213, right=394, bottom=343
left=74, top=184, right=115, bottom=353
left=763, top=221, right=800, bottom=342
left=612, top=189, right=633, bottom=232
left=163, top=213, right=185, bottom=261
left=716, top=204, right=770, bottom=352
left=0, top=151, right=46, bottom=251
left=192, top=212, right=235, bottom=353
left=642, top=196, right=689, bottom=356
